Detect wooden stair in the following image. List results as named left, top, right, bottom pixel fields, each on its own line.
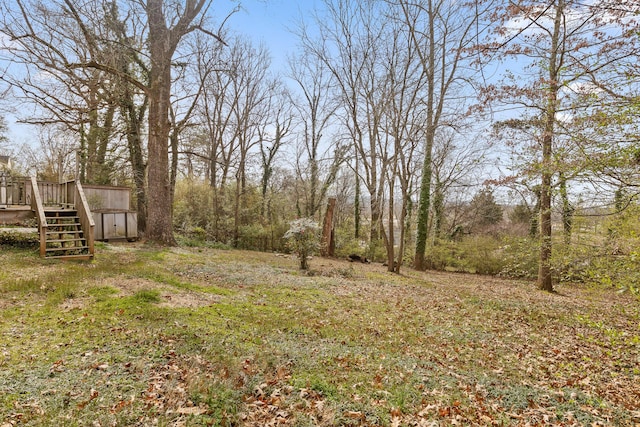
left=43, top=208, right=93, bottom=260
left=30, top=177, right=95, bottom=260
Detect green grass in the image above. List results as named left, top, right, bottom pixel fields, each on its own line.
left=1, top=242, right=639, bottom=426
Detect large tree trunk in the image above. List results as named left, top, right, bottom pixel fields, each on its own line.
left=538, top=137, right=553, bottom=292
left=145, top=0, right=176, bottom=245
left=146, top=65, right=175, bottom=244
left=144, top=0, right=209, bottom=245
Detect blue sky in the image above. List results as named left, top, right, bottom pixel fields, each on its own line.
left=219, top=0, right=320, bottom=71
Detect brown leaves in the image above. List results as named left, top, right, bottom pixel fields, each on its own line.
left=240, top=365, right=332, bottom=426
left=76, top=388, right=98, bottom=409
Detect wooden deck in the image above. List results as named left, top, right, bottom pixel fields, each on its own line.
left=2, top=174, right=138, bottom=255
left=0, top=205, right=33, bottom=223
left=1, top=175, right=95, bottom=260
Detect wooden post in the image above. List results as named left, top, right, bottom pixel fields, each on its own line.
left=321, top=197, right=336, bottom=257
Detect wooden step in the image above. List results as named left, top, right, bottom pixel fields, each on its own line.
left=45, top=254, right=94, bottom=261
left=41, top=208, right=91, bottom=260
left=46, top=238, right=86, bottom=244
left=46, top=229, right=82, bottom=233
left=44, top=210, right=78, bottom=216
left=46, top=216, right=80, bottom=221
left=46, top=225, right=82, bottom=231
left=45, top=247, right=90, bottom=253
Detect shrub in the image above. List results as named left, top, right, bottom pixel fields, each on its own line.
left=425, top=236, right=505, bottom=275
left=579, top=203, right=640, bottom=295
left=173, top=180, right=212, bottom=233
left=584, top=252, right=640, bottom=295
left=425, top=239, right=459, bottom=271
left=458, top=236, right=506, bottom=275
left=284, top=218, right=321, bottom=270
left=550, top=242, right=593, bottom=283
left=237, top=223, right=271, bottom=251
left=499, top=237, right=539, bottom=279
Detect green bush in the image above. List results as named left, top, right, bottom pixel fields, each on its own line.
left=583, top=204, right=640, bottom=295
left=425, top=239, right=460, bottom=271
left=461, top=236, right=506, bottom=275
left=499, top=237, right=539, bottom=279
left=237, top=223, right=271, bottom=251
left=584, top=252, right=640, bottom=295
left=334, top=237, right=367, bottom=259
left=173, top=180, right=213, bottom=233
left=550, top=242, right=593, bottom=283
left=425, top=236, right=506, bottom=275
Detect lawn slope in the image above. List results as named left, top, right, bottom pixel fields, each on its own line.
left=1, top=243, right=639, bottom=426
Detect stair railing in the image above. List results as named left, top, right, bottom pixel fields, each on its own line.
left=29, top=176, right=48, bottom=257
left=74, top=180, right=95, bottom=257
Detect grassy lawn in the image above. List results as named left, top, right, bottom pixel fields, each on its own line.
left=0, top=242, right=639, bottom=426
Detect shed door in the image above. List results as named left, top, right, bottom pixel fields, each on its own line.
left=103, top=213, right=128, bottom=239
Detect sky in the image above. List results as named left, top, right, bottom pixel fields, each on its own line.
left=217, top=0, right=320, bottom=71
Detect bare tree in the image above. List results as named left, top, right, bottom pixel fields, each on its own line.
left=378, top=15, right=427, bottom=272
left=288, top=51, right=343, bottom=220
left=144, top=0, right=219, bottom=245
left=20, top=126, right=77, bottom=181
left=394, top=0, right=495, bottom=270
left=301, top=0, right=390, bottom=258
left=431, top=128, right=488, bottom=240
left=225, top=38, right=273, bottom=247
left=258, top=83, right=293, bottom=220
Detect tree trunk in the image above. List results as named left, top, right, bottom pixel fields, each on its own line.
left=354, top=154, right=361, bottom=239
left=537, top=0, right=563, bottom=292
left=146, top=0, right=176, bottom=245
left=538, top=146, right=553, bottom=292
left=413, top=0, right=436, bottom=271
left=432, top=179, right=444, bottom=239
left=386, top=177, right=396, bottom=273
left=414, top=125, right=434, bottom=270
left=321, top=197, right=336, bottom=257
left=559, top=172, right=573, bottom=244
left=146, top=72, right=175, bottom=244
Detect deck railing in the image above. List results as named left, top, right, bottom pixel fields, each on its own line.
left=0, top=174, right=87, bottom=208
left=29, top=177, right=48, bottom=257
left=0, top=173, right=29, bottom=206
left=38, top=181, right=63, bottom=206
left=74, top=180, right=95, bottom=256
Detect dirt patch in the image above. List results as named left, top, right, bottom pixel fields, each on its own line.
left=158, top=291, right=219, bottom=308
left=62, top=277, right=220, bottom=310
left=100, top=277, right=159, bottom=296
left=60, top=297, right=93, bottom=312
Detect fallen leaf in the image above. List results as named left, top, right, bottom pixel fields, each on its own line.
left=177, top=407, right=208, bottom=415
